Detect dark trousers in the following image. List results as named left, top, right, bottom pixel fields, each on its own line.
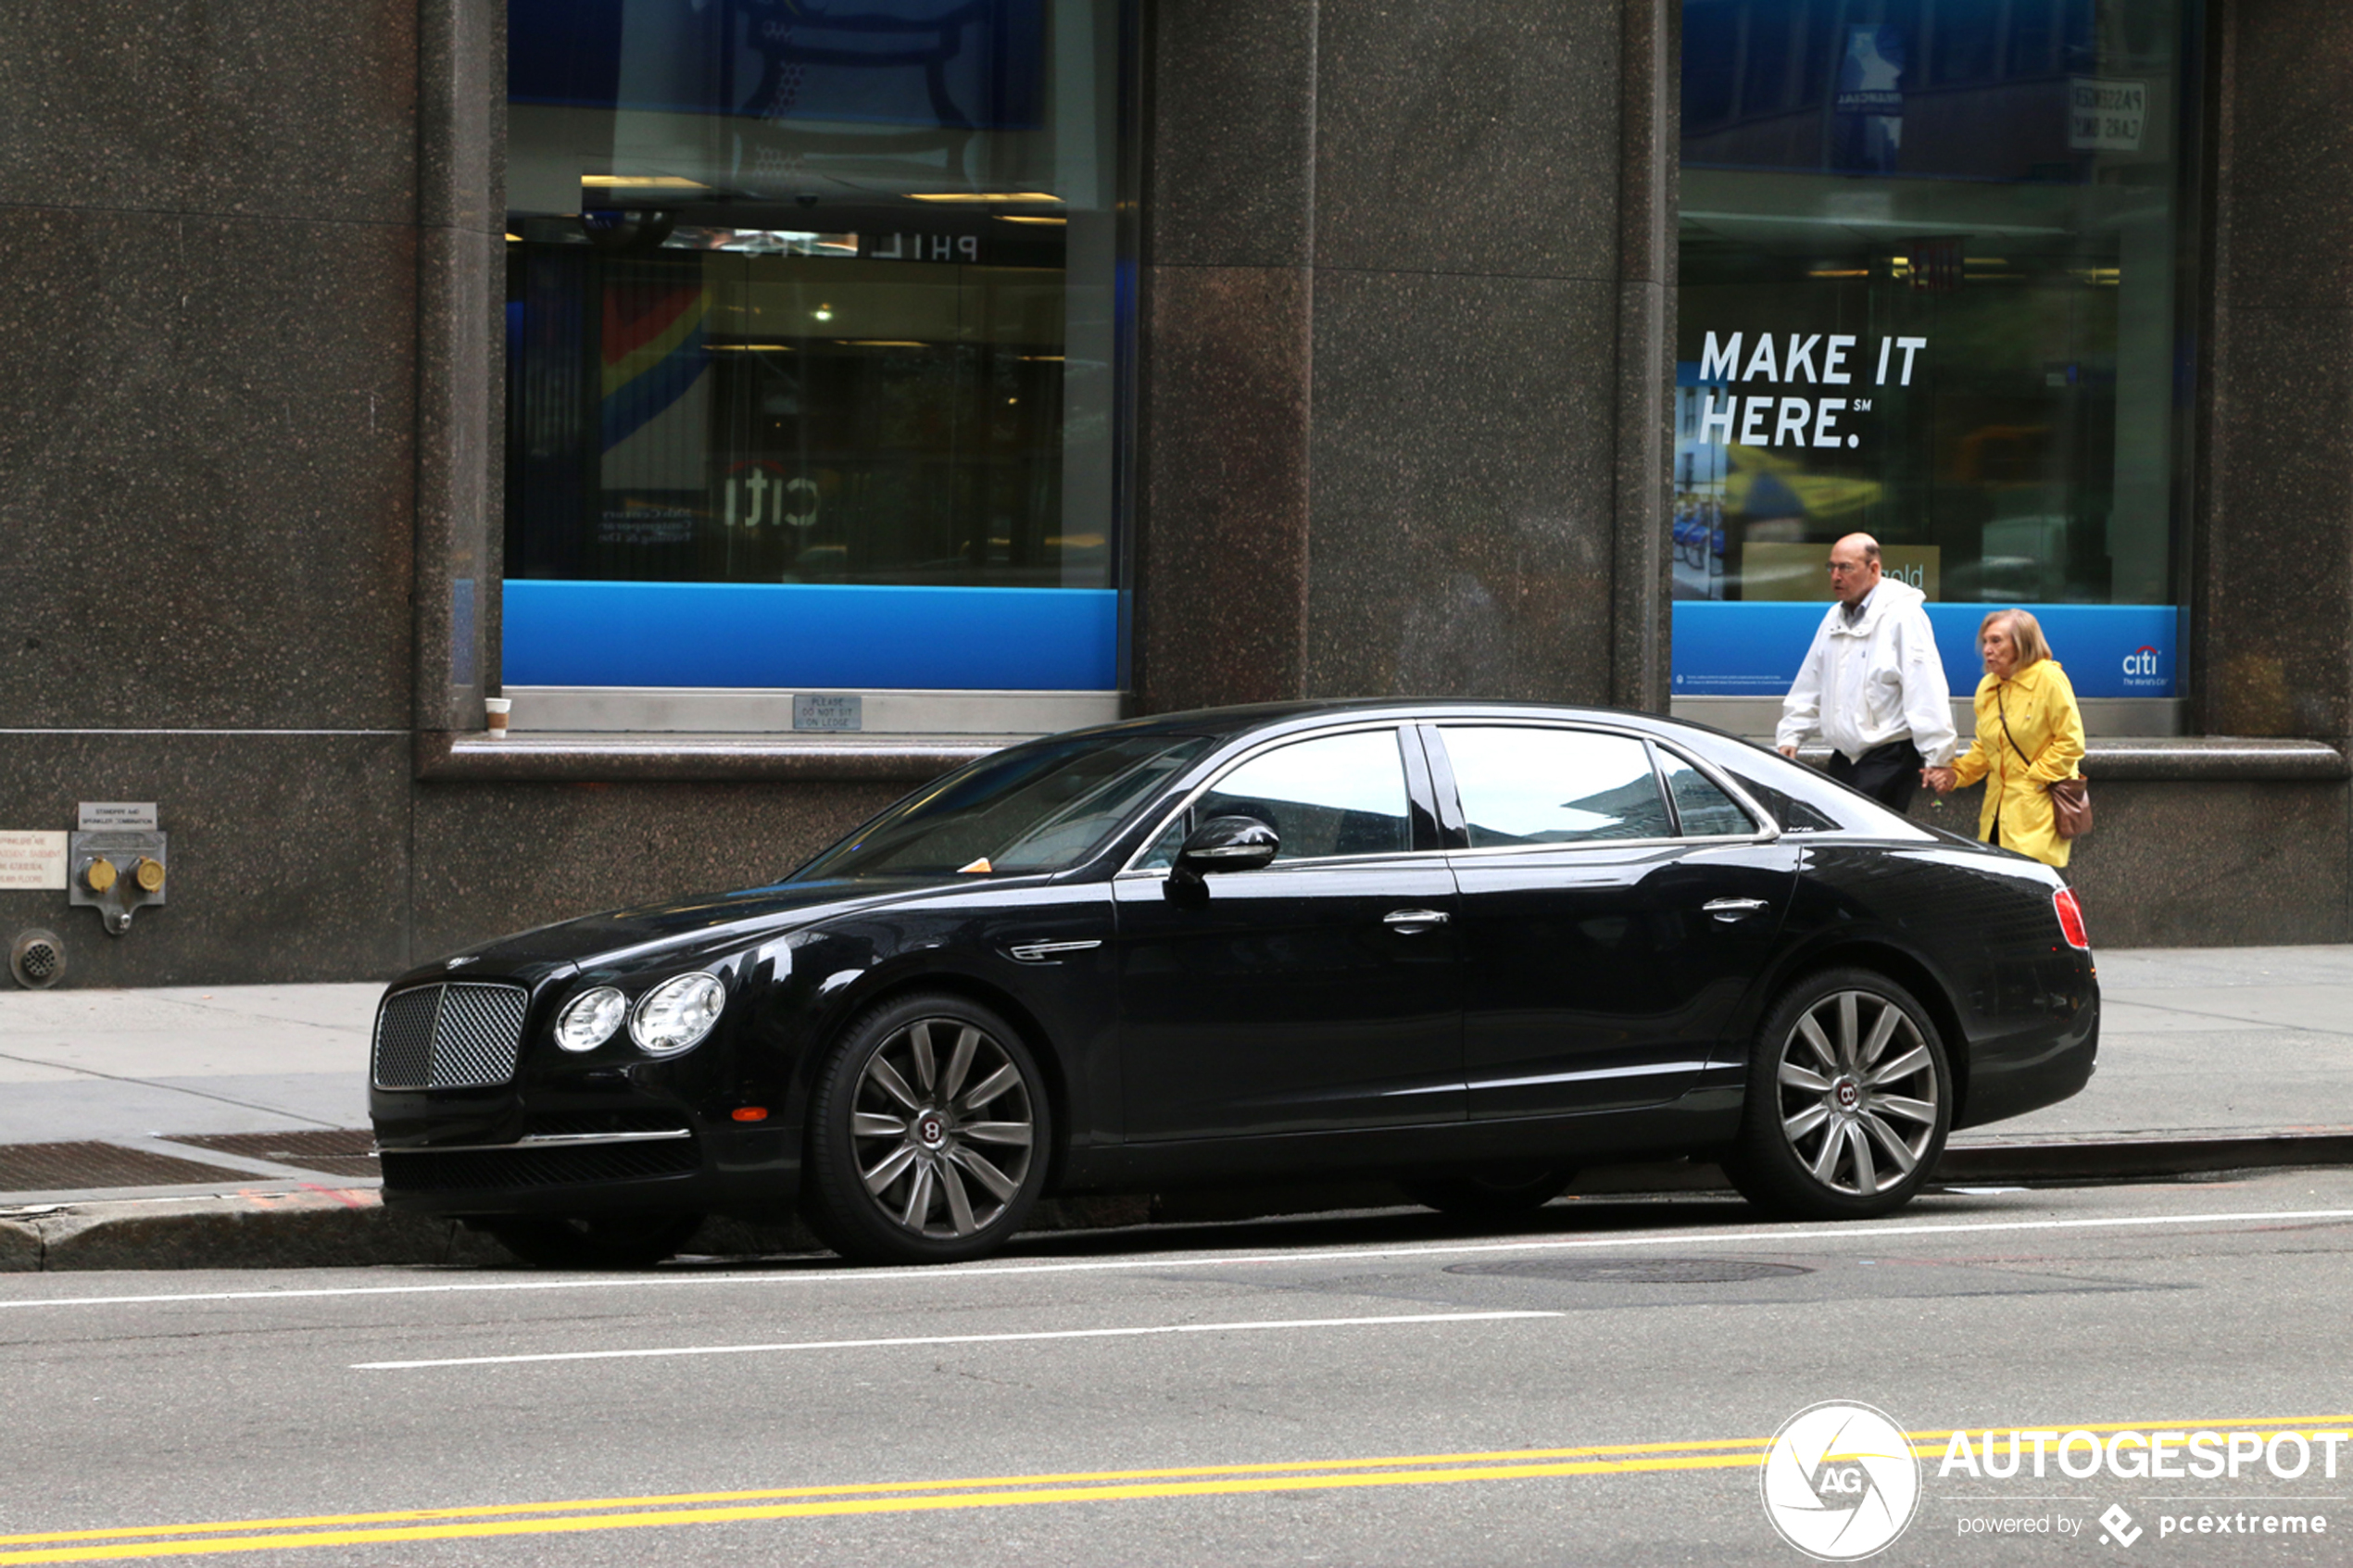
left=1826, top=738, right=1922, bottom=812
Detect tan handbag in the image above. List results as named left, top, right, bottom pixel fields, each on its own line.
left=1998, top=686, right=2091, bottom=840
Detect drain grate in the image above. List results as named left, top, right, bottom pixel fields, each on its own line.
left=0, top=1141, right=267, bottom=1193
left=1447, top=1258, right=1814, bottom=1285
left=161, top=1129, right=379, bottom=1179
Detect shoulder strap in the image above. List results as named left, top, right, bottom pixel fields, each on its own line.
left=1994, top=685, right=2032, bottom=767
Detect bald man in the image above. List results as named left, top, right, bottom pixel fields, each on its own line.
left=1774, top=533, right=1956, bottom=811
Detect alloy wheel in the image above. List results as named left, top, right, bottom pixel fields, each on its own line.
left=1771, top=988, right=1942, bottom=1198
left=849, top=1016, right=1038, bottom=1239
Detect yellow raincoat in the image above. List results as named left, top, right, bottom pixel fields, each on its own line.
left=1949, top=658, right=2086, bottom=869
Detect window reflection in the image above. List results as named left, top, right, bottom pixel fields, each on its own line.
left=504, top=0, right=1121, bottom=597
left=1658, top=754, right=1757, bottom=836
left=1146, top=731, right=1412, bottom=866
left=1676, top=0, right=2196, bottom=621
left=1444, top=730, right=1676, bottom=847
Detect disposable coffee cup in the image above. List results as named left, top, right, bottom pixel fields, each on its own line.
left=484, top=696, right=511, bottom=737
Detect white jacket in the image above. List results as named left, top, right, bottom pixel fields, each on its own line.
left=1775, top=578, right=1957, bottom=765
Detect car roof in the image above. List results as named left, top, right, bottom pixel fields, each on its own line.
left=1063, top=697, right=1708, bottom=745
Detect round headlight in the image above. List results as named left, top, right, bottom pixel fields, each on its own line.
left=554, top=986, right=626, bottom=1052
left=630, top=972, right=727, bottom=1055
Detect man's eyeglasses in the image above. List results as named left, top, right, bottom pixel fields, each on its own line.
left=1825, top=561, right=1867, bottom=574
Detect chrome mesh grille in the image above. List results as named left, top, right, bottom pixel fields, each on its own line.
left=372, top=984, right=528, bottom=1090
left=372, top=989, right=439, bottom=1088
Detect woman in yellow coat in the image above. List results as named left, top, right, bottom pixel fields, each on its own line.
left=1923, top=609, right=2085, bottom=869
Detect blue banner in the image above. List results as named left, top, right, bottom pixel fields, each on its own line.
left=1671, top=601, right=2179, bottom=700
left=505, top=581, right=1119, bottom=690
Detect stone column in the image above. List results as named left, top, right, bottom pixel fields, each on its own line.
left=2200, top=0, right=2353, bottom=740
left=1132, top=0, right=1680, bottom=713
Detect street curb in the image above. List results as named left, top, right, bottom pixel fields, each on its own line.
left=6, top=1134, right=2351, bottom=1271
left=1932, top=1133, right=2353, bottom=1183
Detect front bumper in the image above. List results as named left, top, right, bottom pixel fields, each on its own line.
left=367, top=964, right=802, bottom=1222
left=374, top=1095, right=800, bottom=1221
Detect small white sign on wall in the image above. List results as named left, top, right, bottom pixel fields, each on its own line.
left=2070, top=78, right=2147, bottom=152
left=0, top=831, right=69, bottom=890
left=78, top=802, right=158, bottom=831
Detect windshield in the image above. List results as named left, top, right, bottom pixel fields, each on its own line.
left=792, top=734, right=1214, bottom=881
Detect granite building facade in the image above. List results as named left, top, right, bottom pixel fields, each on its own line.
left=0, top=0, right=2347, bottom=987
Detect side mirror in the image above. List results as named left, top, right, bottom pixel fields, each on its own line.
left=1172, top=815, right=1279, bottom=885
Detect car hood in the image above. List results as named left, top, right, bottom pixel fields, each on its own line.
left=412, top=876, right=988, bottom=982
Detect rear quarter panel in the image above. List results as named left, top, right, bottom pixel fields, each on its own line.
left=1728, top=841, right=2097, bottom=1128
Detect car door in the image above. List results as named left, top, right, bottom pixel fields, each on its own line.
left=1428, top=722, right=1798, bottom=1120
left=1113, top=724, right=1465, bottom=1140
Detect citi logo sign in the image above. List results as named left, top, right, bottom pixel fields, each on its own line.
left=2121, top=646, right=2162, bottom=677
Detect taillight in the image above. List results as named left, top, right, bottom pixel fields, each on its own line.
left=2053, top=886, right=2090, bottom=950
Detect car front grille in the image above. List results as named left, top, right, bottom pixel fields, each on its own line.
left=371, top=983, right=529, bottom=1090
left=379, top=1137, right=701, bottom=1192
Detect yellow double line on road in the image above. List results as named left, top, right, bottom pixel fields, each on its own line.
left=6, top=1420, right=2350, bottom=1563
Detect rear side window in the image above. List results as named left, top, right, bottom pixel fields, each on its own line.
left=1143, top=728, right=1412, bottom=866
left=1441, top=728, right=1673, bottom=847
left=1658, top=752, right=1757, bottom=837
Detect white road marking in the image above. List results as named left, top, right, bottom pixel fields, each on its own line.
left=5, top=1205, right=2349, bottom=1315
left=350, top=1310, right=1564, bottom=1371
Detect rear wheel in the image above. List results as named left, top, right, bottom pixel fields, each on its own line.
left=1726, top=967, right=1951, bottom=1221
left=1401, top=1165, right=1578, bottom=1216
left=802, top=993, right=1051, bottom=1265
left=481, top=1212, right=703, bottom=1269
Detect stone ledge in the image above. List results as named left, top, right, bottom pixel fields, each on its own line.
left=1798, top=736, right=2347, bottom=782
left=414, top=730, right=1003, bottom=784
left=2074, top=738, right=2348, bottom=781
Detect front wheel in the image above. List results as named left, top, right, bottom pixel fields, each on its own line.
left=1726, top=968, right=1951, bottom=1221
left=802, top=994, right=1052, bottom=1265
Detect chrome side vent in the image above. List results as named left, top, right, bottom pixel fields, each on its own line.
left=371, top=983, right=528, bottom=1090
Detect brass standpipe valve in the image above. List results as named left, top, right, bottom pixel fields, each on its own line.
left=68, top=834, right=168, bottom=935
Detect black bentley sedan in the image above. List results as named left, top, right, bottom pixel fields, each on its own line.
left=371, top=702, right=2097, bottom=1267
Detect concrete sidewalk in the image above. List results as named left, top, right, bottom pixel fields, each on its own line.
left=4, top=947, right=2350, bottom=1268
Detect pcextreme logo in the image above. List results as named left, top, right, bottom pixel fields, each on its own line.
left=1761, top=1401, right=1922, bottom=1560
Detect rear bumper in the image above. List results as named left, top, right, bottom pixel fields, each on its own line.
left=1953, top=984, right=2100, bottom=1131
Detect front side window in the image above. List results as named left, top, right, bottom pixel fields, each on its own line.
left=1143, top=730, right=1413, bottom=867
left=504, top=0, right=1128, bottom=696
left=1443, top=729, right=1676, bottom=847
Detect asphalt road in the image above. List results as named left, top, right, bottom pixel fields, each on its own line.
left=6, top=1173, right=2352, bottom=1566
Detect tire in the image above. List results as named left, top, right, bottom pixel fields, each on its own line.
left=802, top=993, right=1052, bottom=1265
left=1401, top=1165, right=1578, bottom=1217
left=481, top=1211, right=703, bottom=1269
left=1726, top=967, right=1952, bottom=1221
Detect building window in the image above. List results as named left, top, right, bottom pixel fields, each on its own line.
left=1674, top=0, right=2197, bottom=722
left=503, top=0, right=1128, bottom=725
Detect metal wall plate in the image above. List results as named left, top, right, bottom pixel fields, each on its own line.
left=67, top=829, right=168, bottom=935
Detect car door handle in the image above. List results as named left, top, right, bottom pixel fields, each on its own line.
left=1383, top=908, right=1451, bottom=932
left=1703, top=897, right=1769, bottom=922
